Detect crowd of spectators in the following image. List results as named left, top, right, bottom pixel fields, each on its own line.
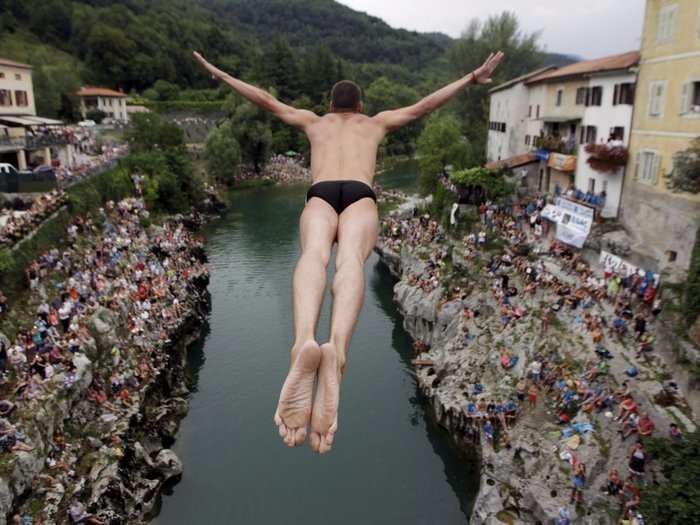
left=0, top=197, right=208, bottom=524
left=0, top=190, right=67, bottom=248
left=235, top=154, right=311, bottom=185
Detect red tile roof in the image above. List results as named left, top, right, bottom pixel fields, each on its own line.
left=76, top=87, right=126, bottom=98
left=0, top=57, right=32, bottom=70
left=526, top=51, right=640, bottom=84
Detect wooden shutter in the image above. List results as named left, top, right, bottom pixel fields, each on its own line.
left=681, top=82, right=691, bottom=114
left=613, top=84, right=620, bottom=106
left=651, top=153, right=661, bottom=185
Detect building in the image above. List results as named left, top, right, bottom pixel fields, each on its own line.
left=524, top=51, right=640, bottom=217
left=621, top=0, right=700, bottom=279
left=487, top=66, right=556, bottom=163
left=0, top=57, right=73, bottom=171
left=487, top=52, right=640, bottom=218
left=77, top=87, right=128, bottom=122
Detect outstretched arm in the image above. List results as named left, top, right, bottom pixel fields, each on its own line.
left=373, top=51, right=505, bottom=132
left=193, top=51, right=319, bottom=130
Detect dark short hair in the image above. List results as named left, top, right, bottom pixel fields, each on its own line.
left=330, top=80, right=362, bottom=112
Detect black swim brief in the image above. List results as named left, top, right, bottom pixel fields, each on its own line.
left=306, top=180, right=377, bottom=215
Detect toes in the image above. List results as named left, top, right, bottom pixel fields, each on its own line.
left=294, top=426, right=307, bottom=446
left=309, top=432, right=321, bottom=453
left=318, top=434, right=333, bottom=454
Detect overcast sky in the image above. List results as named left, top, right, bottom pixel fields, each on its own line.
left=338, top=0, right=646, bottom=59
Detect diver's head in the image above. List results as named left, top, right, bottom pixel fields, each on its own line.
left=330, top=80, right=362, bottom=113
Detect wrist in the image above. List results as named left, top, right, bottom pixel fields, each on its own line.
left=466, top=72, right=477, bottom=84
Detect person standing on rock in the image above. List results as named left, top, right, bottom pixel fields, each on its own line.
left=194, top=49, right=505, bottom=453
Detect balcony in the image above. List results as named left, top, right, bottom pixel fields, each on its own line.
left=584, top=144, right=629, bottom=173
left=25, top=133, right=70, bottom=150
left=534, top=136, right=578, bottom=155
left=0, top=135, right=26, bottom=152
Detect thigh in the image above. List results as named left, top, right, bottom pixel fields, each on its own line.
left=299, top=198, right=339, bottom=255
left=336, top=198, right=379, bottom=263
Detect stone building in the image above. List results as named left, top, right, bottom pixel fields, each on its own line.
left=621, top=0, right=700, bottom=280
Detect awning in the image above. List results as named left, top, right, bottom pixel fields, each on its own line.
left=0, top=116, right=39, bottom=126
left=485, top=152, right=537, bottom=170
left=22, top=116, right=64, bottom=125
left=543, top=116, right=581, bottom=123
left=547, top=153, right=577, bottom=172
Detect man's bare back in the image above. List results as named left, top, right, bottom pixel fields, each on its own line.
left=194, top=50, right=504, bottom=453
left=305, top=112, right=384, bottom=186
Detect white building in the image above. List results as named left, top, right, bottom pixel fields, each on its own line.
left=77, top=87, right=128, bottom=122
left=0, top=57, right=73, bottom=171
left=574, top=70, right=637, bottom=218
left=487, top=67, right=555, bottom=163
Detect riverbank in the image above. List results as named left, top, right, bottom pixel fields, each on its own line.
left=375, top=197, right=696, bottom=524
left=0, top=197, right=211, bottom=525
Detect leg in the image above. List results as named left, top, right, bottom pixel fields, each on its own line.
left=274, top=199, right=337, bottom=447
left=310, top=198, right=378, bottom=453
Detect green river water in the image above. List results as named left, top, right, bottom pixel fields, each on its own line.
left=153, top=161, right=479, bottom=524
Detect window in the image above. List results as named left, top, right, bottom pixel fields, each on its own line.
left=14, top=90, right=27, bottom=107
left=588, top=178, right=596, bottom=193
left=0, top=72, right=4, bottom=79
left=681, top=81, right=700, bottom=114
left=636, top=151, right=661, bottom=185
left=14, top=73, right=20, bottom=80
left=525, top=135, right=531, bottom=145
left=602, top=180, right=608, bottom=194
left=657, top=4, right=678, bottom=43
left=613, top=83, right=635, bottom=105
left=667, top=250, right=677, bottom=263
left=556, top=89, right=563, bottom=107
left=648, top=81, right=666, bottom=117
left=581, top=126, right=597, bottom=145
left=609, top=127, right=625, bottom=141
left=528, top=105, right=532, bottom=117
left=536, top=105, right=540, bottom=119
left=0, top=89, right=11, bottom=106
left=589, top=86, right=603, bottom=106
left=488, top=121, right=506, bottom=132
left=576, top=87, right=587, bottom=105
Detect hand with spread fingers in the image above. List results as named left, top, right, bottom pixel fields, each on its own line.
left=472, top=51, right=505, bottom=84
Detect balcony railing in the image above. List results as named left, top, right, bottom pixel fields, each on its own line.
left=25, top=134, right=70, bottom=149
left=584, top=144, right=629, bottom=173
left=0, top=136, right=26, bottom=151
left=534, top=136, right=577, bottom=155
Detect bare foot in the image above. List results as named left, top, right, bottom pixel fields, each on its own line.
left=274, top=340, right=321, bottom=447
left=309, top=342, right=345, bottom=454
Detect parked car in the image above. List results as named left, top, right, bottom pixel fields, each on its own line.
left=0, top=163, right=19, bottom=177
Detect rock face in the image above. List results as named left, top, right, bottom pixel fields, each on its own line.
left=375, top=239, right=693, bottom=525
left=0, top=284, right=209, bottom=525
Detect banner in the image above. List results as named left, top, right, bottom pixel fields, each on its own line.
left=599, top=250, right=660, bottom=285
left=547, top=153, right=576, bottom=172
left=556, top=223, right=588, bottom=248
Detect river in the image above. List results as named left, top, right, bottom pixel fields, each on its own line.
left=154, top=161, right=479, bottom=524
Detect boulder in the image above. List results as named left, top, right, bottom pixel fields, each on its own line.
left=154, top=449, right=183, bottom=480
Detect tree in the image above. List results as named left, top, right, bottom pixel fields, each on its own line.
left=204, top=121, right=242, bottom=183
left=416, top=114, right=473, bottom=194
left=448, top=12, right=544, bottom=160
left=151, top=80, right=180, bottom=102
left=641, top=433, right=700, bottom=524
left=126, top=113, right=185, bottom=154
left=667, top=138, right=700, bottom=194
left=364, top=76, right=422, bottom=156
left=225, top=96, right=273, bottom=173
left=257, top=38, right=302, bottom=101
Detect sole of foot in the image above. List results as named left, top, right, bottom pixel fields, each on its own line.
left=274, top=340, right=321, bottom=447
left=309, top=342, right=344, bottom=454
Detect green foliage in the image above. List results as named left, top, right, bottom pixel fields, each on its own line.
left=150, top=80, right=181, bottom=101
left=682, top=226, right=700, bottom=326
left=641, top=433, right=700, bottom=524
left=204, top=121, right=242, bottom=183
left=126, top=113, right=185, bottom=154
left=365, top=77, right=422, bottom=156
left=450, top=167, right=514, bottom=201
left=448, top=12, right=546, bottom=162
left=431, top=183, right=458, bottom=228
left=86, top=109, right=107, bottom=124
left=667, top=138, right=700, bottom=194
left=226, top=98, right=273, bottom=172
left=416, top=114, right=473, bottom=195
